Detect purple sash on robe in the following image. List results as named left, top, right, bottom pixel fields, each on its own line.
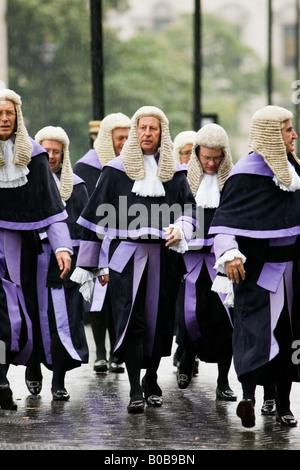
left=183, top=251, right=232, bottom=342
left=37, top=244, right=82, bottom=363
left=109, top=241, right=160, bottom=357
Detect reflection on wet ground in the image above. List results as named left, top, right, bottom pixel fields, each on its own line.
left=1, top=325, right=300, bottom=451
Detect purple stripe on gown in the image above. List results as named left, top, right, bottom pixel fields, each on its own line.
left=36, top=244, right=52, bottom=364
left=37, top=244, right=82, bottom=362
left=90, top=280, right=107, bottom=311
left=0, top=211, right=69, bottom=231
left=2, top=279, right=22, bottom=352
left=12, top=286, right=33, bottom=364
left=50, top=288, right=82, bottom=361
left=111, top=242, right=160, bottom=357
left=183, top=251, right=232, bottom=342
left=4, top=230, right=21, bottom=285
left=0, top=230, right=33, bottom=363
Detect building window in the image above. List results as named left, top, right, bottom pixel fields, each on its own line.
left=283, top=24, right=297, bottom=67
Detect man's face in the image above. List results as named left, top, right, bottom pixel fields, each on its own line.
left=281, top=119, right=298, bottom=154
left=40, top=139, right=63, bottom=174
left=198, top=146, right=224, bottom=175
left=137, top=116, right=161, bottom=155
left=0, top=100, right=17, bottom=141
left=112, top=127, right=130, bottom=156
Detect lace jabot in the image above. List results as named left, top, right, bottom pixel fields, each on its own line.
left=0, top=138, right=29, bottom=188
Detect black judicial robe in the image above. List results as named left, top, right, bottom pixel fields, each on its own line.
left=35, top=174, right=89, bottom=369
left=0, top=138, right=71, bottom=365
left=76, top=156, right=197, bottom=361
left=209, top=151, right=300, bottom=380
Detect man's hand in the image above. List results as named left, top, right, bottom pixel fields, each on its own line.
left=165, top=226, right=182, bottom=247
left=56, top=251, right=72, bottom=279
left=98, top=273, right=109, bottom=286
left=225, top=258, right=246, bottom=284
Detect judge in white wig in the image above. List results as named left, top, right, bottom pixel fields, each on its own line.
left=73, top=105, right=197, bottom=413
left=73, top=113, right=131, bottom=375
left=0, top=89, right=72, bottom=410
left=209, top=105, right=300, bottom=428
left=175, top=123, right=236, bottom=401
left=73, top=112, right=131, bottom=197
left=25, top=126, right=89, bottom=401
left=173, top=130, right=196, bottom=165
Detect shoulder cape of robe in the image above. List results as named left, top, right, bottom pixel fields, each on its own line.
left=73, top=149, right=102, bottom=196
left=0, top=138, right=68, bottom=229
left=209, top=152, right=300, bottom=238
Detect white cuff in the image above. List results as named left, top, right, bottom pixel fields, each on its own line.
left=70, top=267, right=94, bottom=284
left=211, top=275, right=234, bottom=308
left=214, top=249, right=246, bottom=274
left=164, top=225, right=189, bottom=254
left=99, top=268, right=109, bottom=276
left=55, top=247, right=73, bottom=256
left=79, top=281, right=94, bottom=303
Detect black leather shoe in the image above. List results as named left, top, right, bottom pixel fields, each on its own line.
left=261, top=399, right=276, bottom=415
left=236, top=399, right=255, bottom=428
left=146, top=395, right=163, bottom=407
left=141, top=375, right=162, bottom=403
left=109, top=362, right=125, bottom=373
left=127, top=399, right=145, bottom=414
left=26, top=380, right=43, bottom=395
left=176, top=371, right=191, bottom=389
left=0, top=385, right=17, bottom=410
left=93, top=359, right=108, bottom=373
left=276, top=411, right=297, bottom=427
left=216, top=387, right=237, bottom=401
left=52, top=389, right=70, bottom=401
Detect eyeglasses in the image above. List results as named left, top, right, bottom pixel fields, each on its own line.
left=45, top=149, right=63, bottom=156
left=179, top=151, right=192, bottom=157
left=199, top=155, right=224, bottom=163
left=0, top=110, right=16, bottom=118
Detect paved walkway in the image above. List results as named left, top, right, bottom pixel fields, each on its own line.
left=1, top=324, right=300, bottom=454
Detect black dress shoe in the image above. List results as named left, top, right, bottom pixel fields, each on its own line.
left=0, top=385, right=17, bottom=410
left=109, top=362, right=125, bottom=373
left=236, top=399, right=255, bottom=428
left=93, top=359, right=108, bottom=373
left=176, top=371, right=191, bottom=389
left=26, top=380, right=43, bottom=395
left=141, top=375, right=162, bottom=405
left=146, top=395, right=163, bottom=407
left=276, top=411, right=297, bottom=427
left=216, top=387, right=237, bottom=401
left=52, top=389, right=70, bottom=401
left=127, top=399, right=145, bottom=414
left=261, top=399, right=276, bottom=415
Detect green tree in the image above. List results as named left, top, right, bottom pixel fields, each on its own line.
left=104, top=13, right=265, bottom=140
left=7, top=1, right=265, bottom=163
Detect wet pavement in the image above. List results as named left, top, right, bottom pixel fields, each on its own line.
left=1, top=324, right=300, bottom=454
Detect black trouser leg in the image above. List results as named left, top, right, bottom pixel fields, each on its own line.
left=89, top=311, right=107, bottom=361
left=124, top=339, right=144, bottom=401
left=142, top=355, right=162, bottom=397
left=276, top=379, right=292, bottom=414
left=240, top=372, right=256, bottom=405
left=213, top=324, right=233, bottom=390
left=0, top=363, right=9, bottom=386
